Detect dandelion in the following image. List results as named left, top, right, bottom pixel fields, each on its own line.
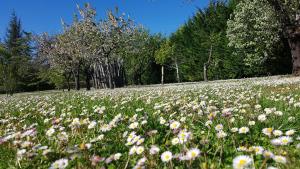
left=161, top=151, right=172, bottom=162
left=232, top=155, right=253, bottom=169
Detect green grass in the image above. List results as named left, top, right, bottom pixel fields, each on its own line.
left=1, top=77, right=300, bottom=169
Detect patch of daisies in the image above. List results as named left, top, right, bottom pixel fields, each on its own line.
left=0, top=76, right=300, bottom=168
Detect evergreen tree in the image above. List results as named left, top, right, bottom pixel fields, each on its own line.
left=1, top=12, right=32, bottom=94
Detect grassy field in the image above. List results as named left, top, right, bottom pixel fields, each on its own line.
left=1, top=76, right=300, bottom=169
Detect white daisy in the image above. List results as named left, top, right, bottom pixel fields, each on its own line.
left=232, top=155, right=253, bottom=169
left=161, top=151, right=173, bottom=162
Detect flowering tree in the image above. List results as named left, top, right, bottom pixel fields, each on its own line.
left=227, top=0, right=300, bottom=74
left=37, top=4, right=136, bottom=90
left=227, top=0, right=281, bottom=70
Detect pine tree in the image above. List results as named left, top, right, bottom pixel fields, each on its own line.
left=1, top=12, right=32, bottom=94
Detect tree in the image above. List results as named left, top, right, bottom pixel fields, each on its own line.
left=0, top=45, right=17, bottom=95
left=227, top=0, right=299, bottom=75
left=1, top=12, right=32, bottom=94
left=170, top=0, right=242, bottom=81
left=266, top=0, right=300, bottom=75
left=155, top=39, right=173, bottom=84
left=38, top=4, right=137, bottom=90
left=227, top=0, right=281, bottom=74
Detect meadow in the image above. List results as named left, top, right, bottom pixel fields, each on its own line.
left=1, top=76, right=300, bottom=169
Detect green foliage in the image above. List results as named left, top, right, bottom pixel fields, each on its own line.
left=38, top=68, right=65, bottom=90
left=154, top=39, right=173, bottom=65
left=227, top=0, right=281, bottom=74
left=169, top=0, right=240, bottom=81
left=0, top=12, right=42, bottom=94
left=123, top=29, right=162, bottom=85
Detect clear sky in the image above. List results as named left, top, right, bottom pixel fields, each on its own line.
left=0, top=0, right=209, bottom=39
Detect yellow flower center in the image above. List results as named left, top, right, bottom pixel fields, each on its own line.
left=165, top=155, right=170, bottom=160
left=238, top=159, right=246, bottom=166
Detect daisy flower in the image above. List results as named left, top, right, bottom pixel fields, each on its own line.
left=273, top=130, right=283, bottom=137
left=171, top=138, right=180, bottom=145
left=186, top=148, right=201, bottom=160
left=232, top=155, right=253, bottom=169
left=149, top=145, right=160, bottom=155
left=258, top=114, right=267, bottom=122
left=215, top=124, right=223, bottom=131
left=217, top=130, right=227, bottom=138
left=239, top=127, right=249, bottom=134
left=231, top=127, right=238, bottom=133
left=129, top=122, right=139, bottom=129
left=285, top=129, right=295, bottom=136
left=136, top=146, right=145, bottom=155
left=170, top=121, right=180, bottom=130
left=161, top=151, right=173, bottom=162
left=273, top=155, right=287, bottom=164
left=50, top=159, right=69, bottom=169
left=262, top=128, right=273, bottom=137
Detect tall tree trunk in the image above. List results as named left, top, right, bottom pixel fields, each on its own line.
left=203, top=65, right=208, bottom=82
left=161, top=65, right=164, bottom=85
left=174, top=57, right=180, bottom=83
left=288, top=26, right=300, bottom=75
left=266, top=0, right=300, bottom=75
left=74, top=66, right=80, bottom=91
left=85, top=67, right=91, bottom=91
left=204, top=45, right=213, bottom=82
left=66, top=72, right=71, bottom=91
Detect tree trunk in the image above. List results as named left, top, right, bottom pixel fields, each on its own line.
left=66, top=72, right=71, bottom=91
left=161, top=65, right=164, bottom=85
left=175, top=57, right=180, bottom=83
left=74, top=66, right=80, bottom=90
left=288, top=26, right=300, bottom=75
left=203, top=65, right=208, bottom=82
left=85, top=67, right=91, bottom=91
left=203, top=45, right=213, bottom=82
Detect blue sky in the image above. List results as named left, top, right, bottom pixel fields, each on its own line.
left=0, top=0, right=209, bottom=39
